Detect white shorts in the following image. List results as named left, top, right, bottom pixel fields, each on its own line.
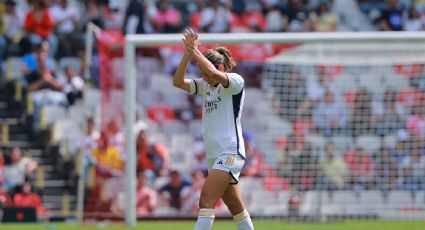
left=208, top=153, right=245, bottom=184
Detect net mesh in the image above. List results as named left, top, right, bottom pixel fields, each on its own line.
left=82, top=35, right=425, bottom=220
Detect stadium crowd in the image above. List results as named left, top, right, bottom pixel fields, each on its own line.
left=1, top=0, right=425, bottom=218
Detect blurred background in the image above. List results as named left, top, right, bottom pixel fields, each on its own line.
left=1, top=0, right=425, bottom=226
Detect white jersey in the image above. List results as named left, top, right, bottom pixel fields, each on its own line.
left=189, top=73, right=245, bottom=160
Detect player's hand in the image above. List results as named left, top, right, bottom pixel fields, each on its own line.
left=183, top=28, right=199, bottom=55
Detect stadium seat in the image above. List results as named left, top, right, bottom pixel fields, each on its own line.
left=171, top=134, right=194, bottom=154
left=52, top=119, right=83, bottom=143
left=83, top=88, right=100, bottom=109
left=239, top=177, right=264, bottom=207
left=153, top=176, right=170, bottom=190
left=68, top=103, right=86, bottom=126
left=162, top=90, right=189, bottom=109
left=138, top=89, right=161, bottom=107
left=383, top=135, right=397, bottom=149
left=249, top=190, right=281, bottom=216
left=355, top=135, right=381, bottom=154
left=40, top=105, right=67, bottom=128
left=384, top=74, right=409, bottom=91
left=331, top=136, right=354, bottom=156
left=299, top=191, right=320, bottom=216
left=152, top=206, right=179, bottom=217
left=150, top=73, right=173, bottom=92
left=4, top=57, right=24, bottom=80
left=58, top=57, right=81, bottom=73
left=305, top=135, right=327, bottom=157
left=161, top=120, right=187, bottom=136
left=359, top=190, right=385, bottom=214
left=386, top=191, right=414, bottom=210
left=188, top=120, right=202, bottom=139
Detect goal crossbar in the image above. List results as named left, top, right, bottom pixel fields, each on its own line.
left=124, top=31, right=425, bottom=227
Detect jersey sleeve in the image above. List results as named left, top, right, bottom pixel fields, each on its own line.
left=189, top=78, right=205, bottom=95
left=223, top=73, right=244, bottom=95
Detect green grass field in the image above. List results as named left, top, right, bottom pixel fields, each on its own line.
left=1, top=220, right=425, bottom=230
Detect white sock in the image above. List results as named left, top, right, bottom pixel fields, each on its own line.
left=194, top=208, right=215, bottom=230
left=233, top=209, right=254, bottom=230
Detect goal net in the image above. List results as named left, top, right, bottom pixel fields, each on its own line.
left=81, top=31, right=425, bottom=225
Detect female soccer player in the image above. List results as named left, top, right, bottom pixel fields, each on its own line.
left=173, top=29, right=254, bottom=230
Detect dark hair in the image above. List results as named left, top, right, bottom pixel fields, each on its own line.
left=203, top=47, right=236, bottom=72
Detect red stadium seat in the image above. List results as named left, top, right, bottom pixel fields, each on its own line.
left=397, top=88, right=422, bottom=107
left=147, top=105, right=176, bottom=124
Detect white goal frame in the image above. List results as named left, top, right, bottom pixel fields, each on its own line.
left=124, top=31, right=425, bottom=227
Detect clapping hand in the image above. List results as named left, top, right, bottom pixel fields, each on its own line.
left=182, top=28, right=200, bottom=56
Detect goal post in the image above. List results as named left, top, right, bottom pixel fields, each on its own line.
left=124, top=31, right=425, bottom=227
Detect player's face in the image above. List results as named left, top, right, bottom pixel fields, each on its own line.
left=202, top=72, right=218, bottom=86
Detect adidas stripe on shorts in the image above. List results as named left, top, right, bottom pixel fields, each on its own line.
left=208, top=152, right=245, bottom=184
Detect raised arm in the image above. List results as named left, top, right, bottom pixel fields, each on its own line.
left=184, top=30, right=229, bottom=88
left=173, top=30, right=194, bottom=92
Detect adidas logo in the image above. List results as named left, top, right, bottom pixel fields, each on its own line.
left=217, top=160, right=223, bottom=165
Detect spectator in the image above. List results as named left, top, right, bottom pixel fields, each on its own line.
left=400, top=141, right=425, bottom=191
left=180, top=170, right=205, bottom=215
left=152, top=0, right=182, bottom=33
left=410, top=64, right=425, bottom=92
left=241, top=132, right=266, bottom=177
left=112, top=170, right=157, bottom=216
left=13, top=182, right=48, bottom=218
left=277, top=134, right=304, bottom=177
left=81, top=0, right=105, bottom=31
left=389, top=129, right=412, bottom=165
left=307, top=73, right=328, bottom=104
left=0, top=151, right=9, bottom=204
left=71, top=117, right=98, bottom=183
left=0, top=187, right=12, bottom=206
left=60, top=65, right=84, bottom=105
left=122, top=0, right=148, bottom=34
left=406, top=97, right=425, bottom=140
left=49, top=0, right=81, bottom=57
left=199, top=0, right=232, bottom=33
left=136, top=170, right=157, bottom=216
left=313, top=89, right=349, bottom=137
left=374, top=147, right=398, bottom=191
left=240, top=1, right=267, bottom=32
left=374, top=89, right=405, bottom=136
left=404, top=7, right=424, bottom=31
left=192, top=141, right=208, bottom=177
left=264, top=3, right=283, bottom=32
left=21, top=40, right=55, bottom=74
left=25, top=43, right=67, bottom=128
left=281, top=0, right=310, bottom=32
left=159, top=170, right=191, bottom=210
left=320, top=144, right=349, bottom=190
left=91, top=131, right=123, bottom=203
left=1, top=0, right=25, bottom=60
left=290, top=143, right=320, bottom=191
left=91, top=131, right=123, bottom=175
left=344, top=147, right=374, bottom=190
left=378, top=0, right=403, bottom=31
left=274, top=69, right=307, bottom=122
left=350, top=88, right=373, bottom=136
left=3, top=147, right=38, bottom=192
left=309, top=0, right=338, bottom=32
left=136, top=128, right=170, bottom=178
left=23, top=0, right=57, bottom=57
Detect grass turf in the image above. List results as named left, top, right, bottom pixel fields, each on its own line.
left=1, top=220, right=425, bottom=230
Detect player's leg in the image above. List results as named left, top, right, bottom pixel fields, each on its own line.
left=194, top=169, right=231, bottom=230
left=222, top=183, right=254, bottom=230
